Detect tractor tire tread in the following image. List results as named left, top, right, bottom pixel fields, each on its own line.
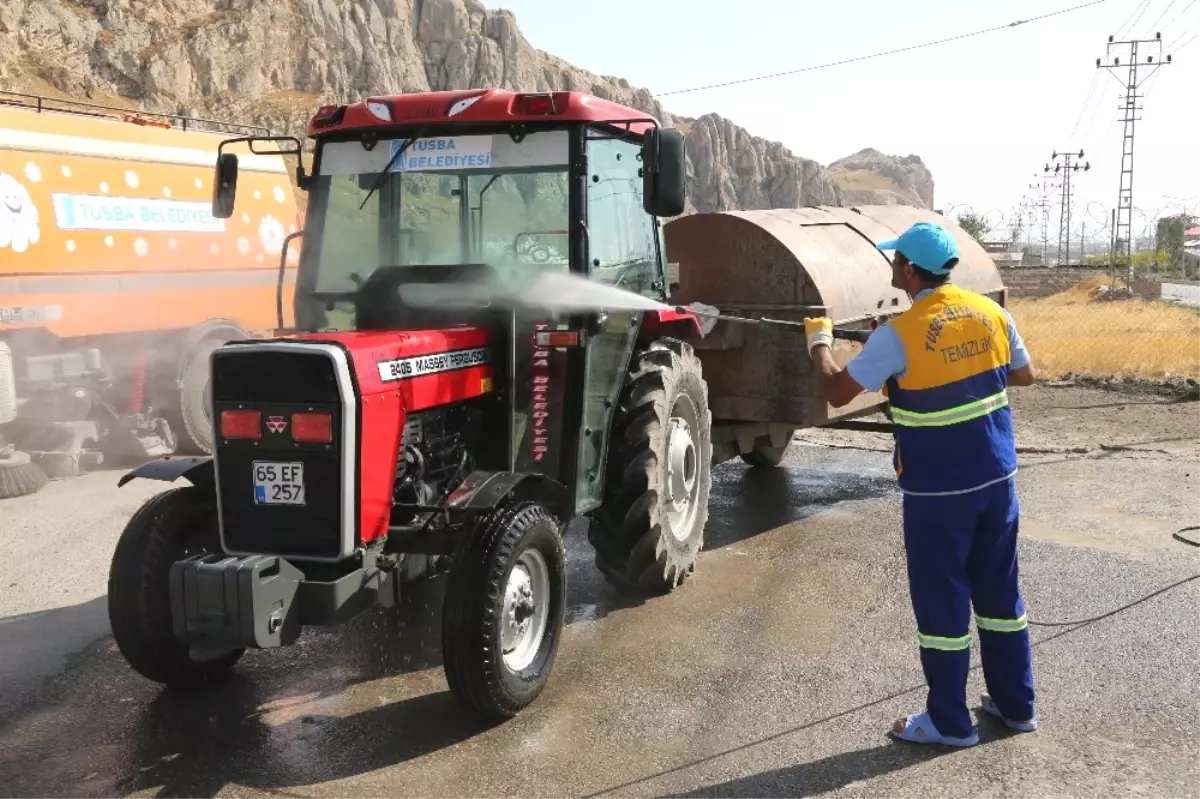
left=442, top=502, right=565, bottom=721
left=590, top=338, right=712, bottom=596
left=108, top=487, right=243, bottom=686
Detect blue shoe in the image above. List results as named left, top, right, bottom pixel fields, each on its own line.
left=981, top=694, right=1038, bottom=732
left=889, top=711, right=979, bottom=747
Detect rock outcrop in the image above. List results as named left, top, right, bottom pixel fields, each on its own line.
left=0, top=0, right=926, bottom=213
left=828, top=148, right=935, bottom=208
left=681, top=114, right=842, bottom=212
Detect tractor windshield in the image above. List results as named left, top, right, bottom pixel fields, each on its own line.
left=302, top=129, right=570, bottom=324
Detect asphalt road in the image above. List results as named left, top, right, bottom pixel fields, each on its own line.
left=0, top=387, right=1198, bottom=798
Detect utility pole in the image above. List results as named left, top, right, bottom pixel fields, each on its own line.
left=1045, top=152, right=1089, bottom=266
left=1098, top=32, right=1171, bottom=283
left=1109, top=208, right=1116, bottom=283
left=1028, top=175, right=1059, bottom=266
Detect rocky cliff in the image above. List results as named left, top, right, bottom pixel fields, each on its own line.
left=828, top=148, right=935, bottom=208
left=0, top=0, right=924, bottom=212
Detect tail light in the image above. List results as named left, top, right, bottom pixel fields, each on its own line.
left=221, top=409, right=261, bottom=440
left=312, top=105, right=346, bottom=128
left=292, top=411, right=333, bottom=444
left=514, top=93, right=567, bottom=116
left=534, top=330, right=583, bottom=347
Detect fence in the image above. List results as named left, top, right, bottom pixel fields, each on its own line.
left=1001, top=268, right=1200, bottom=383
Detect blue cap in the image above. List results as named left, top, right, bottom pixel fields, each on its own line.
left=875, top=222, right=960, bottom=275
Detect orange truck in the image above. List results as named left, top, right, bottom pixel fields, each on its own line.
left=0, top=91, right=301, bottom=497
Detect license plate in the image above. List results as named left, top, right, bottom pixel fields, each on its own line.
left=252, top=461, right=305, bottom=506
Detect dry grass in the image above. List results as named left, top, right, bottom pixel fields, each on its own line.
left=1009, top=276, right=1200, bottom=380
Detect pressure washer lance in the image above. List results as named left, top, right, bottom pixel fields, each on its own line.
left=678, top=302, right=877, bottom=343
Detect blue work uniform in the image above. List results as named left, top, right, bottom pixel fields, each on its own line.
left=846, top=283, right=1036, bottom=738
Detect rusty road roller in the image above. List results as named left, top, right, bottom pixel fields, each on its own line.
left=664, top=205, right=1007, bottom=468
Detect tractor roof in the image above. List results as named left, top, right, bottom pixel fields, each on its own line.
left=306, top=89, right=658, bottom=137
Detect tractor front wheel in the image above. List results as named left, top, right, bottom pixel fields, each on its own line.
left=108, top=487, right=244, bottom=685
left=591, top=338, right=713, bottom=595
left=442, top=502, right=567, bottom=720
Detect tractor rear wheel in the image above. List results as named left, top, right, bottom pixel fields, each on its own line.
left=591, top=338, right=713, bottom=595
left=442, top=501, right=567, bottom=720
left=108, top=487, right=244, bottom=685
left=169, top=337, right=223, bottom=455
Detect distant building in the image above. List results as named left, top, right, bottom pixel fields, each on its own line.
left=980, top=237, right=1024, bottom=268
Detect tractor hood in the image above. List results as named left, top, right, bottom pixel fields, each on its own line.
left=283, top=327, right=495, bottom=410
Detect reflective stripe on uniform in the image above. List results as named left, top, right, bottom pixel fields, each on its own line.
left=975, top=613, right=1029, bottom=633
left=890, top=390, right=1009, bottom=428
left=918, top=632, right=971, bottom=651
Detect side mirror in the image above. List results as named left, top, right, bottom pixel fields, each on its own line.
left=642, top=127, right=686, bottom=218
left=212, top=152, right=239, bottom=219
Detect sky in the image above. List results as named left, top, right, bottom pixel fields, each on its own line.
left=480, top=0, right=1199, bottom=244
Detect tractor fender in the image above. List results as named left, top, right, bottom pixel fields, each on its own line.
left=173, top=319, right=249, bottom=385
left=117, top=456, right=214, bottom=491
left=445, top=470, right=569, bottom=516
left=640, top=307, right=701, bottom=340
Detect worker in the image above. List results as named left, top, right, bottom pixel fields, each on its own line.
left=803, top=221, right=1037, bottom=747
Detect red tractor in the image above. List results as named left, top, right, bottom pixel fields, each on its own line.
left=107, top=90, right=710, bottom=719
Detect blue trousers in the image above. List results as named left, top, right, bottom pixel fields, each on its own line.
left=902, top=477, right=1036, bottom=738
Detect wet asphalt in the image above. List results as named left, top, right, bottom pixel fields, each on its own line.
left=0, top=443, right=1198, bottom=798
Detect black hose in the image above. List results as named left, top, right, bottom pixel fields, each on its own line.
left=1027, top=526, right=1200, bottom=627
left=1172, top=525, right=1200, bottom=548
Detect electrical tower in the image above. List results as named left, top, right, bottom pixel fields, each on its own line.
left=1028, top=175, right=1060, bottom=266
left=1097, top=33, right=1171, bottom=280
left=1045, top=152, right=1089, bottom=265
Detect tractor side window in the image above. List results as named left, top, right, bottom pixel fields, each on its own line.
left=586, top=136, right=660, bottom=297
left=313, top=174, right=380, bottom=292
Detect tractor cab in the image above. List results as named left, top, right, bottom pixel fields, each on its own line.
left=212, top=90, right=690, bottom=516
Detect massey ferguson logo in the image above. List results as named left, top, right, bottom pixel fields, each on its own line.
left=265, top=416, right=288, bottom=434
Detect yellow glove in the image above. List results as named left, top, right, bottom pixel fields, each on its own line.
left=804, top=317, right=833, bottom=355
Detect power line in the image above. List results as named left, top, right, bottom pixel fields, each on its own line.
left=1175, top=26, right=1200, bottom=47
left=656, top=0, right=1114, bottom=96
left=1161, top=0, right=1198, bottom=30
left=1068, top=71, right=1103, bottom=142
left=1167, top=18, right=1200, bottom=46
left=1115, top=0, right=1153, bottom=37
left=1125, top=0, right=1155, bottom=33
left=1146, top=0, right=1181, bottom=31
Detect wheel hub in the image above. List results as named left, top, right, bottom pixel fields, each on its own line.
left=501, top=549, right=551, bottom=672
left=665, top=414, right=699, bottom=539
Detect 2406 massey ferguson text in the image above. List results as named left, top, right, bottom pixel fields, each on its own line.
left=107, top=89, right=713, bottom=718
